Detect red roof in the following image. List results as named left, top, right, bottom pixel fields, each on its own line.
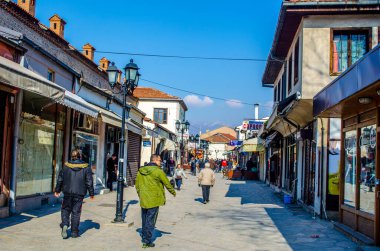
left=204, top=133, right=237, bottom=143
left=134, top=87, right=180, bottom=100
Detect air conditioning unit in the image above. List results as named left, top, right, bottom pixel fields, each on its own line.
left=77, top=114, right=93, bottom=131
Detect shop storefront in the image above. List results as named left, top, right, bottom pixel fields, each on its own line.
left=313, top=45, right=380, bottom=244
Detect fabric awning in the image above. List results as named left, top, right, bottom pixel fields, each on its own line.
left=242, top=144, right=265, bottom=152
left=98, top=107, right=122, bottom=128
left=280, top=99, right=313, bottom=129
left=58, top=91, right=98, bottom=118
left=163, top=139, right=176, bottom=151
left=0, top=56, right=65, bottom=101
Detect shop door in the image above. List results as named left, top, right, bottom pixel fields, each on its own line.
left=0, top=91, right=13, bottom=204
left=303, top=139, right=315, bottom=206
left=127, top=131, right=142, bottom=186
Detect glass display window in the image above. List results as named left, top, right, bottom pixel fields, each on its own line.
left=359, top=125, right=376, bottom=214
left=343, top=130, right=357, bottom=208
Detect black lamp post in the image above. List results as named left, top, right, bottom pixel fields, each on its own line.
left=190, top=134, right=200, bottom=159
left=175, top=120, right=190, bottom=165
left=107, top=59, right=140, bottom=223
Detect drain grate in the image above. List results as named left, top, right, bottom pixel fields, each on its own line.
left=98, top=203, right=115, bottom=208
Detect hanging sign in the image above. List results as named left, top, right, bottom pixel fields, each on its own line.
left=370, top=127, right=376, bottom=149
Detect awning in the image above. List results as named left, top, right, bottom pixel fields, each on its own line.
left=162, top=139, right=176, bottom=151
left=0, top=56, right=65, bottom=101
left=242, top=144, right=265, bottom=152
left=58, top=91, right=98, bottom=118
left=280, top=99, right=313, bottom=129
left=98, top=107, right=122, bottom=128
left=314, top=44, right=380, bottom=117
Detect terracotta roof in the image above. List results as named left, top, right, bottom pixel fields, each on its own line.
left=204, top=133, right=237, bottom=143
left=134, top=87, right=180, bottom=100
left=134, top=87, right=188, bottom=111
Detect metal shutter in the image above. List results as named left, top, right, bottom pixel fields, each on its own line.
left=127, top=131, right=141, bottom=186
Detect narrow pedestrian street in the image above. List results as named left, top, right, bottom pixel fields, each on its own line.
left=0, top=173, right=365, bottom=251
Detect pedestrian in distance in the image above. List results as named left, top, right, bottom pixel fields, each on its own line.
left=198, top=162, right=216, bottom=204
left=168, top=156, right=176, bottom=176
left=135, top=154, right=176, bottom=248
left=190, top=157, right=197, bottom=176
left=54, top=149, right=94, bottom=239
left=173, top=164, right=187, bottom=191
left=106, top=153, right=117, bottom=192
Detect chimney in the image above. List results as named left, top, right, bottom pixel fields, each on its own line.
left=17, top=0, right=36, bottom=16
left=82, top=43, right=96, bottom=61
left=49, top=14, right=66, bottom=38
left=99, top=57, right=110, bottom=71
left=254, top=104, right=259, bottom=120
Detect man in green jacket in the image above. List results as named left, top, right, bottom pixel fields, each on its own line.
left=135, top=154, right=176, bottom=248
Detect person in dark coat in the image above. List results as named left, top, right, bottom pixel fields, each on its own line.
left=55, top=149, right=94, bottom=239
left=106, top=154, right=117, bottom=191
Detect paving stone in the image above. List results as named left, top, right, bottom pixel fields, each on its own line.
left=0, top=174, right=368, bottom=250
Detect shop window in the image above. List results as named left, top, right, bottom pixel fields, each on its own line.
left=281, top=70, right=286, bottom=101
left=359, top=125, right=376, bottom=214
left=17, top=112, right=56, bottom=196
left=343, top=130, right=357, bottom=208
left=331, top=29, right=369, bottom=75
left=154, top=108, right=168, bottom=124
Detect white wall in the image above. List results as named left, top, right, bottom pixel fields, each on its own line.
left=208, top=143, right=227, bottom=160
left=137, top=100, right=183, bottom=133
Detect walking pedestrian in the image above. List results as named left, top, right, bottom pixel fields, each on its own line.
left=106, top=153, right=117, bottom=191
left=198, top=162, right=215, bottom=204
left=135, top=154, right=176, bottom=248
left=54, top=149, right=94, bottom=239
left=168, top=157, right=176, bottom=176
left=173, top=164, right=187, bottom=190
left=190, top=157, right=196, bottom=176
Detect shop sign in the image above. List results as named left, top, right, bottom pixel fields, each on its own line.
left=37, top=130, right=54, bottom=145
left=229, top=140, right=243, bottom=146
left=370, top=128, right=376, bottom=149
left=143, top=141, right=152, bottom=147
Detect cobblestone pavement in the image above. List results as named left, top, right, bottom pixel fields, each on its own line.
left=0, top=173, right=373, bottom=251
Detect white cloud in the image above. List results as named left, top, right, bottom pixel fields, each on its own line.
left=184, top=95, right=214, bottom=107
left=225, top=99, right=244, bottom=108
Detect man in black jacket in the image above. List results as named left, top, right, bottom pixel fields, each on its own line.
left=55, top=149, right=94, bottom=239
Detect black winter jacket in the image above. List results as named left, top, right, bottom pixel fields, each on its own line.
left=55, top=160, right=94, bottom=197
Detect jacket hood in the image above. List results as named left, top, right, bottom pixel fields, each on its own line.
left=139, top=163, right=159, bottom=176
left=65, top=160, right=88, bottom=171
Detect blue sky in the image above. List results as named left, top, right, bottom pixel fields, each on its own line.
left=35, top=0, right=281, bottom=133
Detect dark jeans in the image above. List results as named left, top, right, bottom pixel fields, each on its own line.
left=201, top=185, right=211, bottom=202
left=107, top=171, right=116, bottom=191
left=175, top=178, right=182, bottom=190
left=141, top=207, right=159, bottom=244
left=169, top=166, right=175, bottom=176
left=61, top=195, right=83, bottom=234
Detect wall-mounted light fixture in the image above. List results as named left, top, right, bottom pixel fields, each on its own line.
left=376, top=89, right=380, bottom=96
left=358, top=97, right=373, bottom=105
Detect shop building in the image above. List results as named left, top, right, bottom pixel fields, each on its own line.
left=259, top=0, right=380, bottom=217
left=314, top=45, right=380, bottom=245
left=0, top=0, right=145, bottom=216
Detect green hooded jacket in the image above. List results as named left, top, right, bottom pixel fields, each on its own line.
left=135, top=163, right=176, bottom=209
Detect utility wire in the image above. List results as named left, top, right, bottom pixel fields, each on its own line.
left=141, top=78, right=273, bottom=108
left=74, top=49, right=278, bottom=62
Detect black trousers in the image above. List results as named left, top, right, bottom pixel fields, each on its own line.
left=61, top=195, right=84, bottom=234
left=202, top=185, right=211, bottom=202
left=107, top=171, right=116, bottom=191
left=141, top=207, right=159, bottom=244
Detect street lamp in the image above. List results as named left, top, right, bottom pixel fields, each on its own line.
left=176, top=120, right=190, bottom=165
left=107, top=59, right=140, bottom=223
left=190, top=134, right=200, bottom=159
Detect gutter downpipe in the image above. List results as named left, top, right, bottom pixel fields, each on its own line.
left=9, top=90, right=22, bottom=214
left=319, top=117, right=328, bottom=219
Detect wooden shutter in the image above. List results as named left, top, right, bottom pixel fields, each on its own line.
left=127, top=131, right=142, bottom=186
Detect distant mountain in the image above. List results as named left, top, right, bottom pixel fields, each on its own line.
left=189, top=121, right=238, bottom=135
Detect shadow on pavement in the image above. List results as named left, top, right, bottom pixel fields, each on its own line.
left=136, top=228, right=172, bottom=242
left=221, top=180, right=355, bottom=250
left=0, top=204, right=61, bottom=230
left=194, top=198, right=204, bottom=203
left=80, top=219, right=100, bottom=235
left=122, top=200, right=139, bottom=220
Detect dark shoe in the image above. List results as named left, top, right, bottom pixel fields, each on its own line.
left=71, top=232, right=79, bottom=238
left=142, top=243, right=155, bottom=248
left=61, top=225, right=68, bottom=239
left=203, top=201, right=207, bottom=204
left=207, top=200, right=210, bottom=203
